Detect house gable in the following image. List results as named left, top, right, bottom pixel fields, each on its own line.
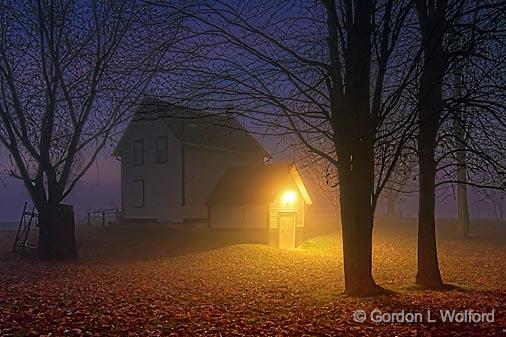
left=113, top=97, right=268, bottom=159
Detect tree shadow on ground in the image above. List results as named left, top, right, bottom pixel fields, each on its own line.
left=0, top=222, right=270, bottom=264
left=75, top=222, right=270, bottom=264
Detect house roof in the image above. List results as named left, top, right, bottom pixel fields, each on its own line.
left=113, top=97, right=268, bottom=157
left=207, top=163, right=312, bottom=205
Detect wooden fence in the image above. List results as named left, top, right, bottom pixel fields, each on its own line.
left=87, top=209, right=121, bottom=227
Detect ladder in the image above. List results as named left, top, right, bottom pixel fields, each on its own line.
left=12, top=202, right=39, bottom=253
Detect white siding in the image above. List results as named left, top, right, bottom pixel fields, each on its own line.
left=120, top=119, right=183, bottom=221
left=120, top=120, right=264, bottom=222
left=210, top=204, right=267, bottom=228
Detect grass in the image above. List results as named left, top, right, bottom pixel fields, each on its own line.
left=0, top=218, right=505, bottom=336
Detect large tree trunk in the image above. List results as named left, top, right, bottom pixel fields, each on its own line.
left=325, top=0, right=381, bottom=296
left=453, top=64, right=470, bottom=238
left=416, top=134, right=443, bottom=287
left=415, top=50, right=444, bottom=289
left=340, top=186, right=378, bottom=296
left=416, top=84, right=444, bottom=287
left=414, top=0, right=447, bottom=289
left=38, top=204, right=77, bottom=260
left=338, top=142, right=383, bottom=297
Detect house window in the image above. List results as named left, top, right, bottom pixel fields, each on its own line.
left=133, top=179, right=144, bottom=208
left=156, top=135, right=168, bottom=163
left=133, top=140, right=144, bottom=166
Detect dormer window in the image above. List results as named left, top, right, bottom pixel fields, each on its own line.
left=133, top=140, right=144, bottom=166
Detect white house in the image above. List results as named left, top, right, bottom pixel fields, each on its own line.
left=113, top=97, right=268, bottom=223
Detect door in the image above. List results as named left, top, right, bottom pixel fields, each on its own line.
left=278, top=212, right=296, bottom=249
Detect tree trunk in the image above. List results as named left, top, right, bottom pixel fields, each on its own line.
left=386, top=192, right=397, bottom=217
left=340, top=187, right=379, bottom=296
left=416, top=59, right=444, bottom=288
left=453, top=61, right=470, bottom=238
left=414, top=1, right=447, bottom=288
left=416, top=139, right=443, bottom=287
left=416, top=83, right=444, bottom=288
left=500, top=193, right=505, bottom=220
left=456, top=167, right=470, bottom=238
left=325, top=0, right=380, bottom=296
left=338, top=144, right=384, bottom=297
left=38, top=204, right=77, bottom=260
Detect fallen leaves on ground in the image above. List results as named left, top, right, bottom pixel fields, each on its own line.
left=0, top=220, right=505, bottom=336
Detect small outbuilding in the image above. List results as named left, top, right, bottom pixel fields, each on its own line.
left=207, top=163, right=312, bottom=248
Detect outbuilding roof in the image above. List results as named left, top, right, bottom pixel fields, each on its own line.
left=113, top=97, right=268, bottom=157
left=207, top=163, right=312, bottom=205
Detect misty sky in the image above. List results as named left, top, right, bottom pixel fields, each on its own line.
left=0, top=136, right=501, bottom=222
left=0, top=2, right=503, bottom=224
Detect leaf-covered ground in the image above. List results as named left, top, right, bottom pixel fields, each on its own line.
left=0, top=218, right=505, bottom=336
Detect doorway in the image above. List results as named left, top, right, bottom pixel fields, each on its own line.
left=278, top=212, right=296, bottom=249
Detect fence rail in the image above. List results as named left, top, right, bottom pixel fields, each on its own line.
left=87, top=208, right=121, bottom=226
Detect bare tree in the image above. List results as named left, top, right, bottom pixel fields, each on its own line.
left=147, top=0, right=505, bottom=296
left=451, top=27, right=471, bottom=238
left=478, top=190, right=505, bottom=219
left=297, top=146, right=341, bottom=214
left=414, top=0, right=505, bottom=287
left=383, top=152, right=417, bottom=217
left=443, top=2, right=505, bottom=237
left=151, top=0, right=421, bottom=296
left=0, top=0, right=179, bottom=259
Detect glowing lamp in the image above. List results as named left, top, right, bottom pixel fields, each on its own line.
left=281, top=190, right=297, bottom=205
